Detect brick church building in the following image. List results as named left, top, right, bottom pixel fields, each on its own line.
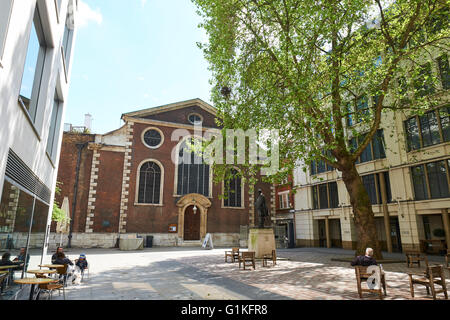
left=53, top=99, right=274, bottom=248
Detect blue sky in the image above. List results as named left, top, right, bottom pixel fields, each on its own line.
left=66, top=0, right=212, bottom=134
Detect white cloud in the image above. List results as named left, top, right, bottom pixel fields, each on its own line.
left=77, top=1, right=103, bottom=28
left=140, top=0, right=148, bottom=7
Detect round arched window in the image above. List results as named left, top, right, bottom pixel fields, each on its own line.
left=142, top=128, right=163, bottom=148
left=188, top=113, right=203, bottom=125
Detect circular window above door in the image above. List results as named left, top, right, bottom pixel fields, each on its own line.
left=142, top=128, right=164, bottom=149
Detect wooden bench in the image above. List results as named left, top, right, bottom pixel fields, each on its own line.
left=408, top=265, right=448, bottom=300
left=262, top=250, right=277, bottom=267
left=405, top=250, right=427, bottom=268
left=239, top=251, right=256, bottom=270
left=354, top=265, right=387, bottom=299
left=225, top=248, right=240, bottom=263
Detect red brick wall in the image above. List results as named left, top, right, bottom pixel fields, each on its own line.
left=142, top=105, right=219, bottom=129
left=125, top=121, right=272, bottom=234
left=92, top=150, right=124, bottom=233
left=54, top=133, right=95, bottom=233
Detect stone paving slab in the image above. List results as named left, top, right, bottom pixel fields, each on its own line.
left=25, top=247, right=449, bottom=301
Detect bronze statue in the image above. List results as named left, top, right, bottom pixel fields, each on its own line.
left=255, top=189, right=269, bottom=228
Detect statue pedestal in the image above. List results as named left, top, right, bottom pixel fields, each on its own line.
left=248, top=227, right=276, bottom=259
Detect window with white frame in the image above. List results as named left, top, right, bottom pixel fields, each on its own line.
left=138, top=161, right=162, bottom=204
left=0, top=0, right=14, bottom=63
left=278, top=192, right=291, bottom=209
left=19, top=6, right=47, bottom=123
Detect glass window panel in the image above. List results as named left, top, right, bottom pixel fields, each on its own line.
left=362, top=174, right=378, bottom=205
left=310, top=161, right=316, bottom=175
left=426, top=161, right=449, bottom=199
left=138, top=162, right=161, bottom=204
left=405, top=117, right=421, bottom=151
left=384, top=172, right=393, bottom=203
left=312, top=186, right=319, bottom=210
left=439, top=106, right=450, bottom=142
left=358, top=135, right=373, bottom=163
left=437, top=54, right=450, bottom=90
left=19, top=22, right=40, bottom=110
left=372, top=129, right=386, bottom=159
left=346, top=102, right=353, bottom=127
left=328, top=182, right=339, bottom=208
left=46, top=94, right=61, bottom=157
left=411, top=165, right=428, bottom=200
left=420, top=111, right=441, bottom=147
left=319, top=184, right=328, bottom=209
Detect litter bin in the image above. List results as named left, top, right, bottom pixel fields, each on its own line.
left=145, top=235, right=153, bottom=248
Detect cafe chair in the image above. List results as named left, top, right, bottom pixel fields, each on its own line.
left=262, top=250, right=277, bottom=267
left=35, top=274, right=65, bottom=300
left=408, top=265, right=448, bottom=300
left=354, top=265, right=387, bottom=300
left=239, top=251, right=256, bottom=270
left=56, top=264, right=70, bottom=287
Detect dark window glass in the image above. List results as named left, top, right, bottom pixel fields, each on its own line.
left=328, top=182, right=339, bottom=208
left=439, top=106, right=450, bottom=142
left=405, top=117, right=421, bottom=151
left=224, top=169, right=242, bottom=207
left=318, top=184, right=328, bottom=209
left=188, top=114, right=202, bottom=124
left=312, top=186, right=319, bottom=210
left=143, top=129, right=162, bottom=147
left=46, top=94, right=61, bottom=158
left=317, top=160, right=326, bottom=174
left=310, top=161, right=316, bottom=175
left=358, top=135, right=373, bottom=163
left=437, top=54, right=450, bottom=90
left=426, top=161, right=449, bottom=199
left=362, top=174, right=378, bottom=205
left=346, top=102, right=353, bottom=126
left=411, top=165, right=428, bottom=200
left=414, top=62, right=435, bottom=97
left=372, top=130, right=386, bottom=159
left=419, top=111, right=441, bottom=147
left=138, top=162, right=161, bottom=204
left=383, top=172, right=392, bottom=203
left=177, top=139, right=210, bottom=197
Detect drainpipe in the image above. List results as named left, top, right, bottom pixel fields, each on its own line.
left=67, top=142, right=87, bottom=248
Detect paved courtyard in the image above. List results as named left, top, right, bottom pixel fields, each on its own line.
left=22, top=247, right=449, bottom=300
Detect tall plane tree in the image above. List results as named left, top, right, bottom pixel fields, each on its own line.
left=193, top=0, right=449, bottom=258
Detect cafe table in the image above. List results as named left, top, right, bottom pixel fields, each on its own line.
left=38, top=264, right=64, bottom=269
left=0, top=265, right=22, bottom=271
left=27, top=269, right=57, bottom=276
left=14, top=278, right=58, bottom=300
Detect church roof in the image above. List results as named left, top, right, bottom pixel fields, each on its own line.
left=121, top=98, right=216, bottom=120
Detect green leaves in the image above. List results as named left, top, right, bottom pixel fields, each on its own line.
left=192, top=0, right=449, bottom=176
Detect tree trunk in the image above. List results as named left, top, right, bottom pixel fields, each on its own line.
left=341, top=162, right=383, bottom=260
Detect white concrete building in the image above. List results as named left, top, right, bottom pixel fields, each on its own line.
left=0, top=0, right=79, bottom=263
left=293, top=46, right=450, bottom=254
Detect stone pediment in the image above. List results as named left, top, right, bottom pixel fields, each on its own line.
left=176, top=193, right=211, bottom=209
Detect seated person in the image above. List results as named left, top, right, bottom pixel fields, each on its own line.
left=13, top=247, right=30, bottom=271
left=351, top=248, right=378, bottom=267
left=51, top=246, right=64, bottom=264
left=0, top=252, right=23, bottom=279
left=53, top=252, right=75, bottom=283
